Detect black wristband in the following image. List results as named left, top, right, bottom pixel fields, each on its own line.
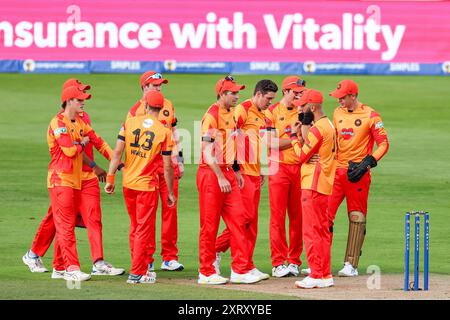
left=232, top=160, right=240, bottom=172
left=89, top=161, right=97, bottom=168
left=117, top=163, right=124, bottom=171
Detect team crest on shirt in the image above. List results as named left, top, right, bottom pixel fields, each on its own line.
left=143, top=118, right=154, bottom=128
left=163, top=110, right=170, bottom=117
left=354, top=119, right=362, bottom=127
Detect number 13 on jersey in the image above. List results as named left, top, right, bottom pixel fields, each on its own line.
left=130, top=128, right=155, bottom=151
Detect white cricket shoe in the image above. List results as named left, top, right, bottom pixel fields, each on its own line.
left=198, top=273, right=228, bottom=285
left=230, top=270, right=261, bottom=284
left=22, top=251, right=48, bottom=273
left=301, top=268, right=311, bottom=275
left=63, top=270, right=91, bottom=282
left=295, top=276, right=325, bottom=289
left=287, top=263, right=299, bottom=277
left=213, top=252, right=221, bottom=275
left=161, top=260, right=184, bottom=271
left=91, top=260, right=125, bottom=276
left=338, top=262, right=358, bottom=277
left=51, top=269, right=65, bottom=279
left=321, top=276, right=334, bottom=288
left=272, top=265, right=290, bottom=278
left=127, top=272, right=156, bottom=284
left=148, top=262, right=155, bottom=272
left=250, top=268, right=270, bottom=281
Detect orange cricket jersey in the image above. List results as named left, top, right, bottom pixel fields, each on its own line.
left=291, top=117, right=337, bottom=195
left=235, top=99, right=272, bottom=176
left=127, top=98, right=177, bottom=129
left=128, top=98, right=179, bottom=160
left=265, top=102, right=300, bottom=165
left=78, top=111, right=113, bottom=181
left=333, top=103, right=389, bottom=168
left=47, top=113, right=93, bottom=190
left=119, top=114, right=173, bottom=191
left=199, top=104, right=237, bottom=167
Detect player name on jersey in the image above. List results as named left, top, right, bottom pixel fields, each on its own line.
left=130, top=149, right=148, bottom=158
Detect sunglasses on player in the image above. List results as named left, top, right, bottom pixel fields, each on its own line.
left=144, top=73, right=163, bottom=83
left=219, top=75, right=236, bottom=93
left=286, top=79, right=306, bottom=87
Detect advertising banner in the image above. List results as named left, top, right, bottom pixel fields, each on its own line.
left=1, top=1, right=449, bottom=74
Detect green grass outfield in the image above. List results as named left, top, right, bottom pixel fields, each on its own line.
left=0, top=74, right=449, bottom=300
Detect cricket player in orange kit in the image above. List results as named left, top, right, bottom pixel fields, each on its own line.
left=290, top=89, right=336, bottom=289
left=23, top=79, right=124, bottom=278
left=264, top=76, right=306, bottom=277
left=197, top=75, right=261, bottom=285
left=45, top=86, right=94, bottom=281
left=126, top=71, right=184, bottom=271
left=328, top=80, right=389, bottom=277
left=105, top=91, right=176, bottom=284
left=214, top=80, right=278, bottom=281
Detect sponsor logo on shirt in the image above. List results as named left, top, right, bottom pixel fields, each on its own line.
left=375, top=121, right=384, bottom=129
left=143, top=118, right=154, bottom=128
left=341, top=128, right=354, bottom=140
left=54, top=127, right=67, bottom=137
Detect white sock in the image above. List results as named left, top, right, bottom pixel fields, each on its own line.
left=28, top=250, right=39, bottom=259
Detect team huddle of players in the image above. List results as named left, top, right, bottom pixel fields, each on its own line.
left=22, top=72, right=389, bottom=289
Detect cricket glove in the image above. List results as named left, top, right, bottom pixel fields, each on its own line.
left=347, top=155, right=377, bottom=183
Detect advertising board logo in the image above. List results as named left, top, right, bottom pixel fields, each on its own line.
left=23, top=59, right=36, bottom=72
left=303, top=61, right=316, bottom=73
left=164, top=60, right=177, bottom=71
left=442, top=61, right=450, bottom=74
